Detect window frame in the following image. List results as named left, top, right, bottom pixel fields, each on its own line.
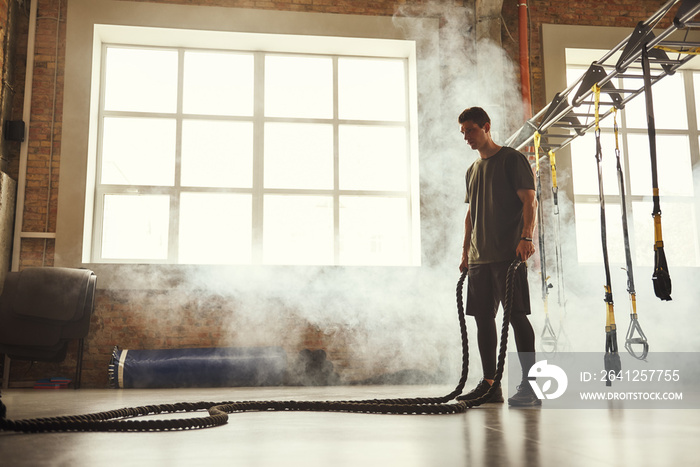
left=57, top=0, right=438, bottom=288
left=92, top=42, right=416, bottom=266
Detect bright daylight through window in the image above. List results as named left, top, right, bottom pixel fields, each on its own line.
left=91, top=34, right=419, bottom=266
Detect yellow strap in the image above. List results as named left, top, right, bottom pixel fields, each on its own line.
left=655, top=44, right=700, bottom=55
left=593, top=84, right=601, bottom=131
left=604, top=286, right=616, bottom=327
left=533, top=131, right=541, bottom=173
left=549, top=150, right=557, bottom=188
left=654, top=214, right=664, bottom=248
left=613, top=108, right=620, bottom=153
left=652, top=186, right=664, bottom=246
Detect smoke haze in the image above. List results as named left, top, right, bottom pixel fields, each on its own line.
left=135, top=1, right=700, bottom=389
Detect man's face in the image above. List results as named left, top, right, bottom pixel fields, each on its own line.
left=460, top=120, right=489, bottom=151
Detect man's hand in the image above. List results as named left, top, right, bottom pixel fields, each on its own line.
left=459, top=254, right=469, bottom=273
left=461, top=208, right=472, bottom=273
left=516, top=239, right=535, bottom=261
left=516, top=188, right=537, bottom=262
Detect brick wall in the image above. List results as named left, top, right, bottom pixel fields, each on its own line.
left=10, top=0, right=64, bottom=270
left=6, top=0, right=27, bottom=180
left=123, top=0, right=404, bottom=15
left=3, top=0, right=684, bottom=388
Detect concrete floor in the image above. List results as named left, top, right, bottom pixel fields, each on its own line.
left=1, top=385, right=698, bottom=467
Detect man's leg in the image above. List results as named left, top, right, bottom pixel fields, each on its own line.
left=458, top=263, right=503, bottom=403
left=475, top=313, right=497, bottom=380
left=510, top=313, right=536, bottom=380
left=467, top=263, right=499, bottom=381
left=491, top=261, right=535, bottom=377
left=504, top=264, right=541, bottom=406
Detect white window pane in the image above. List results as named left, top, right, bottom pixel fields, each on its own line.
left=101, top=194, right=169, bottom=260
left=626, top=134, right=693, bottom=196
left=338, top=58, right=406, bottom=121
left=179, top=193, right=252, bottom=264
left=264, top=55, right=332, bottom=118
left=104, top=47, right=178, bottom=113
left=339, top=196, right=409, bottom=265
left=570, top=132, right=620, bottom=196
left=181, top=120, right=253, bottom=188
left=566, top=66, right=587, bottom=88
left=264, top=123, right=333, bottom=189
left=574, top=202, right=625, bottom=264
left=183, top=51, right=254, bottom=116
left=633, top=201, right=699, bottom=268
left=263, top=195, right=333, bottom=265
left=623, top=73, right=687, bottom=130
left=101, top=117, right=176, bottom=186
left=339, top=125, right=407, bottom=191
left=694, top=72, right=700, bottom=125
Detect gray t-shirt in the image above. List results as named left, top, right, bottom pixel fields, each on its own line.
left=465, top=146, right=535, bottom=264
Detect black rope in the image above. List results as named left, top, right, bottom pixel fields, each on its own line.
left=0, top=260, right=524, bottom=433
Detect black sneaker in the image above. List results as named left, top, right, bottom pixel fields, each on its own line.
left=508, top=382, right=542, bottom=407
left=457, top=379, right=504, bottom=403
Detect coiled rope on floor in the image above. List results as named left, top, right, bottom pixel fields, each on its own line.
left=0, top=260, right=524, bottom=433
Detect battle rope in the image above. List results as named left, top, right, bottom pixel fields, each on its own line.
left=0, top=261, right=525, bottom=433
left=533, top=132, right=557, bottom=353
left=612, top=108, right=649, bottom=361
left=593, top=84, right=621, bottom=386
left=641, top=45, right=672, bottom=301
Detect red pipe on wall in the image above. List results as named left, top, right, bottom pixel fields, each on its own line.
left=518, top=0, right=532, bottom=120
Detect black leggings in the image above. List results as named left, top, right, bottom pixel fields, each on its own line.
left=475, top=312, right=536, bottom=382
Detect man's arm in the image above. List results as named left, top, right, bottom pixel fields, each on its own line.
left=460, top=207, right=472, bottom=272
left=516, top=188, right=537, bottom=261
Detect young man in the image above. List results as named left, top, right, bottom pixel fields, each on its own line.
left=457, top=107, right=540, bottom=407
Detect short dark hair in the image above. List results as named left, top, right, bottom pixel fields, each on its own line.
left=458, top=107, right=491, bottom=128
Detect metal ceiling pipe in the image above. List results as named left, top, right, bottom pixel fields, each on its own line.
left=11, top=0, right=39, bottom=273
left=518, top=0, right=532, bottom=120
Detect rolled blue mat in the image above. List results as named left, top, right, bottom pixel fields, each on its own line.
left=109, top=346, right=287, bottom=389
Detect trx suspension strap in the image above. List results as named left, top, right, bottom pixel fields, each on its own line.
left=549, top=149, right=564, bottom=303
left=613, top=108, right=649, bottom=361
left=533, top=132, right=557, bottom=353
left=549, top=148, right=569, bottom=349
left=641, top=45, right=672, bottom=301
left=593, top=85, right=621, bottom=386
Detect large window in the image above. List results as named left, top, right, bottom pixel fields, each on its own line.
left=90, top=35, right=419, bottom=266
left=566, top=55, right=700, bottom=267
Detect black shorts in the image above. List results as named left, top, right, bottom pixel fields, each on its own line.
left=466, top=261, right=531, bottom=317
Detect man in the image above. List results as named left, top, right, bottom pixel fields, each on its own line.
left=457, top=107, right=540, bottom=407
